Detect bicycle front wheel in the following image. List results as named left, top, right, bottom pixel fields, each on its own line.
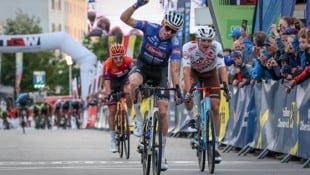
left=122, top=110, right=130, bottom=159
left=207, top=110, right=216, bottom=174
left=142, top=112, right=151, bottom=175
left=152, top=111, right=162, bottom=175
left=196, top=115, right=205, bottom=172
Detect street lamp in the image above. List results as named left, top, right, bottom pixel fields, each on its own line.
left=65, top=55, right=73, bottom=96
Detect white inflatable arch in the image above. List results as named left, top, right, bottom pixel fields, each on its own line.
left=0, top=32, right=97, bottom=100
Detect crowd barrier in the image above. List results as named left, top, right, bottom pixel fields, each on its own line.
left=90, top=79, right=310, bottom=168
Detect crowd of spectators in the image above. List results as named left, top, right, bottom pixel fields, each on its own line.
left=224, top=16, right=310, bottom=90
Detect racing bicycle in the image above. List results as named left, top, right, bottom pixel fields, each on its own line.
left=108, top=91, right=131, bottom=159
left=188, top=82, right=228, bottom=174
left=136, top=82, right=182, bottom=175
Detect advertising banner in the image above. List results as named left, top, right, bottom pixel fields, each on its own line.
left=207, top=0, right=256, bottom=48
left=226, top=86, right=256, bottom=148
left=250, top=81, right=277, bottom=150
left=296, top=80, right=310, bottom=159
left=269, top=81, right=299, bottom=155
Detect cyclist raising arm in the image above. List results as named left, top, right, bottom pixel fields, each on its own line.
left=103, top=43, right=134, bottom=153
left=120, top=0, right=183, bottom=170
left=182, top=26, right=229, bottom=164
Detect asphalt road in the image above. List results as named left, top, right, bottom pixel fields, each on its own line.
left=0, top=129, right=308, bottom=175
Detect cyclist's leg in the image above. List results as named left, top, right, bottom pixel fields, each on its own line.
left=156, top=66, right=170, bottom=170
left=108, top=104, right=118, bottom=153
left=123, top=82, right=134, bottom=126
left=183, top=69, right=199, bottom=130
left=129, top=63, right=144, bottom=137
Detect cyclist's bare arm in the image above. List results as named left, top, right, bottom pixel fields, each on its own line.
left=120, top=6, right=137, bottom=27
left=170, top=61, right=181, bottom=88
left=218, top=66, right=228, bottom=86
left=183, top=66, right=192, bottom=93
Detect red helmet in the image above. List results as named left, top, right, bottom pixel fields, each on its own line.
left=110, top=43, right=125, bottom=57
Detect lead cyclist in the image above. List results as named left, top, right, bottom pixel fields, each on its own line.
left=120, top=0, right=184, bottom=170
left=182, top=25, right=230, bottom=164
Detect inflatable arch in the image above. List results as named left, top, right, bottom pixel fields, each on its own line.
left=0, top=32, right=97, bottom=100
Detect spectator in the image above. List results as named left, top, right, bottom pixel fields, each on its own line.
left=229, top=27, right=241, bottom=42
left=109, top=26, right=124, bottom=43
left=232, top=51, right=251, bottom=88
left=88, top=16, right=110, bottom=37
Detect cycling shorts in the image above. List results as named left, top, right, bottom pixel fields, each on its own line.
left=130, top=59, right=170, bottom=99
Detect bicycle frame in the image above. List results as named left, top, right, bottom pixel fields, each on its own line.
left=109, top=91, right=130, bottom=159
left=190, top=84, right=222, bottom=174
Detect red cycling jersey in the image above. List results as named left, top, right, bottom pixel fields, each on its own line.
left=103, top=56, right=134, bottom=80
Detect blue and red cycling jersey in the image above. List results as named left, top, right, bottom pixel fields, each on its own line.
left=134, top=20, right=182, bottom=66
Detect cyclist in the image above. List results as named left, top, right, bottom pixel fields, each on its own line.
left=103, top=43, right=134, bottom=153
left=70, top=100, right=82, bottom=129
left=120, top=0, right=184, bottom=170
left=182, top=26, right=229, bottom=164
left=53, top=99, right=63, bottom=128
left=40, top=102, right=51, bottom=129
left=15, top=93, right=33, bottom=127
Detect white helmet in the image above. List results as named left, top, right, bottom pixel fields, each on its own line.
left=164, top=10, right=184, bottom=30
left=196, top=26, right=216, bottom=39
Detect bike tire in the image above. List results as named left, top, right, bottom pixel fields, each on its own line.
left=207, top=110, right=216, bottom=174
left=115, top=111, right=123, bottom=158
left=122, top=110, right=130, bottom=159
left=152, top=111, right=162, bottom=175
left=142, top=111, right=151, bottom=175
left=197, top=115, right=205, bottom=172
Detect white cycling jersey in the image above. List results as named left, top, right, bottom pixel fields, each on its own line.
left=182, top=40, right=225, bottom=73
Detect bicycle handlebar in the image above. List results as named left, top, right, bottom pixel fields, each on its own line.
left=135, top=84, right=183, bottom=104
left=187, top=84, right=230, bottom=102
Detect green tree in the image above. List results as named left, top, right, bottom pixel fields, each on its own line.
left=1, top=9, right=70, bottom=95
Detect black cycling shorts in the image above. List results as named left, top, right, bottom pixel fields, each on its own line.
left=130, top=59, right=170, bottom=99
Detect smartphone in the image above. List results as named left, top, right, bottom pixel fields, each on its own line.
left=241, top=19, right=248, bottom=31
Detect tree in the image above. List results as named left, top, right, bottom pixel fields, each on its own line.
left=1, top=9, right=72, bottom=95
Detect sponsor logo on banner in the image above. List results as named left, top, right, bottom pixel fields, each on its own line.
left=300, top=109, right=310, bottom=131
left=278, top=102, right=299, bottom=129
left=0, top=36, right=41, bottom=47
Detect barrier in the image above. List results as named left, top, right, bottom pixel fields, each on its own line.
left=225, top=79, right=310, bottom=164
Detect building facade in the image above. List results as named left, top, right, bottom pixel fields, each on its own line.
left=0, top=0, right=88, bottom=42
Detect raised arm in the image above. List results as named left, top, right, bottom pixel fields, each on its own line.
left=120, top=6, right=136, bottom=27
left=120, top=0, right=149, bottom=27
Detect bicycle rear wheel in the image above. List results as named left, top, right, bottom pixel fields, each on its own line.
left=122, top=110, right=130, bottom=159
left=142, top=112, right=151, bottom=175
left=207, top=110, right=216, bottom=174
left=152, top=111, right=162, bottom=175
left=196, top=115, right=205, bottom=172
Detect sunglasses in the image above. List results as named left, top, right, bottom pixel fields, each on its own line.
left=164, top=25, right=177, bottom=34
left=113, top=56, right=123, bottom=61
left=201, top=39, right=213, bottom=43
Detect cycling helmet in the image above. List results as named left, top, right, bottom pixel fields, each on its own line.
left=196, top=26, right=216, bottom=39
left=110, top=43, right=125, bottom=57
left=164, top=10, right=184, bottom=30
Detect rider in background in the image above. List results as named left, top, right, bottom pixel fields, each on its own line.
left=120, top=0, right=183, bottom=170
left=70, top=100, right=82, bottom=129
left=15, top=93, right=33, bottom=127
left=182, top=26, right=229, bottom=164
left=102, top=43, right=134, bottom=153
